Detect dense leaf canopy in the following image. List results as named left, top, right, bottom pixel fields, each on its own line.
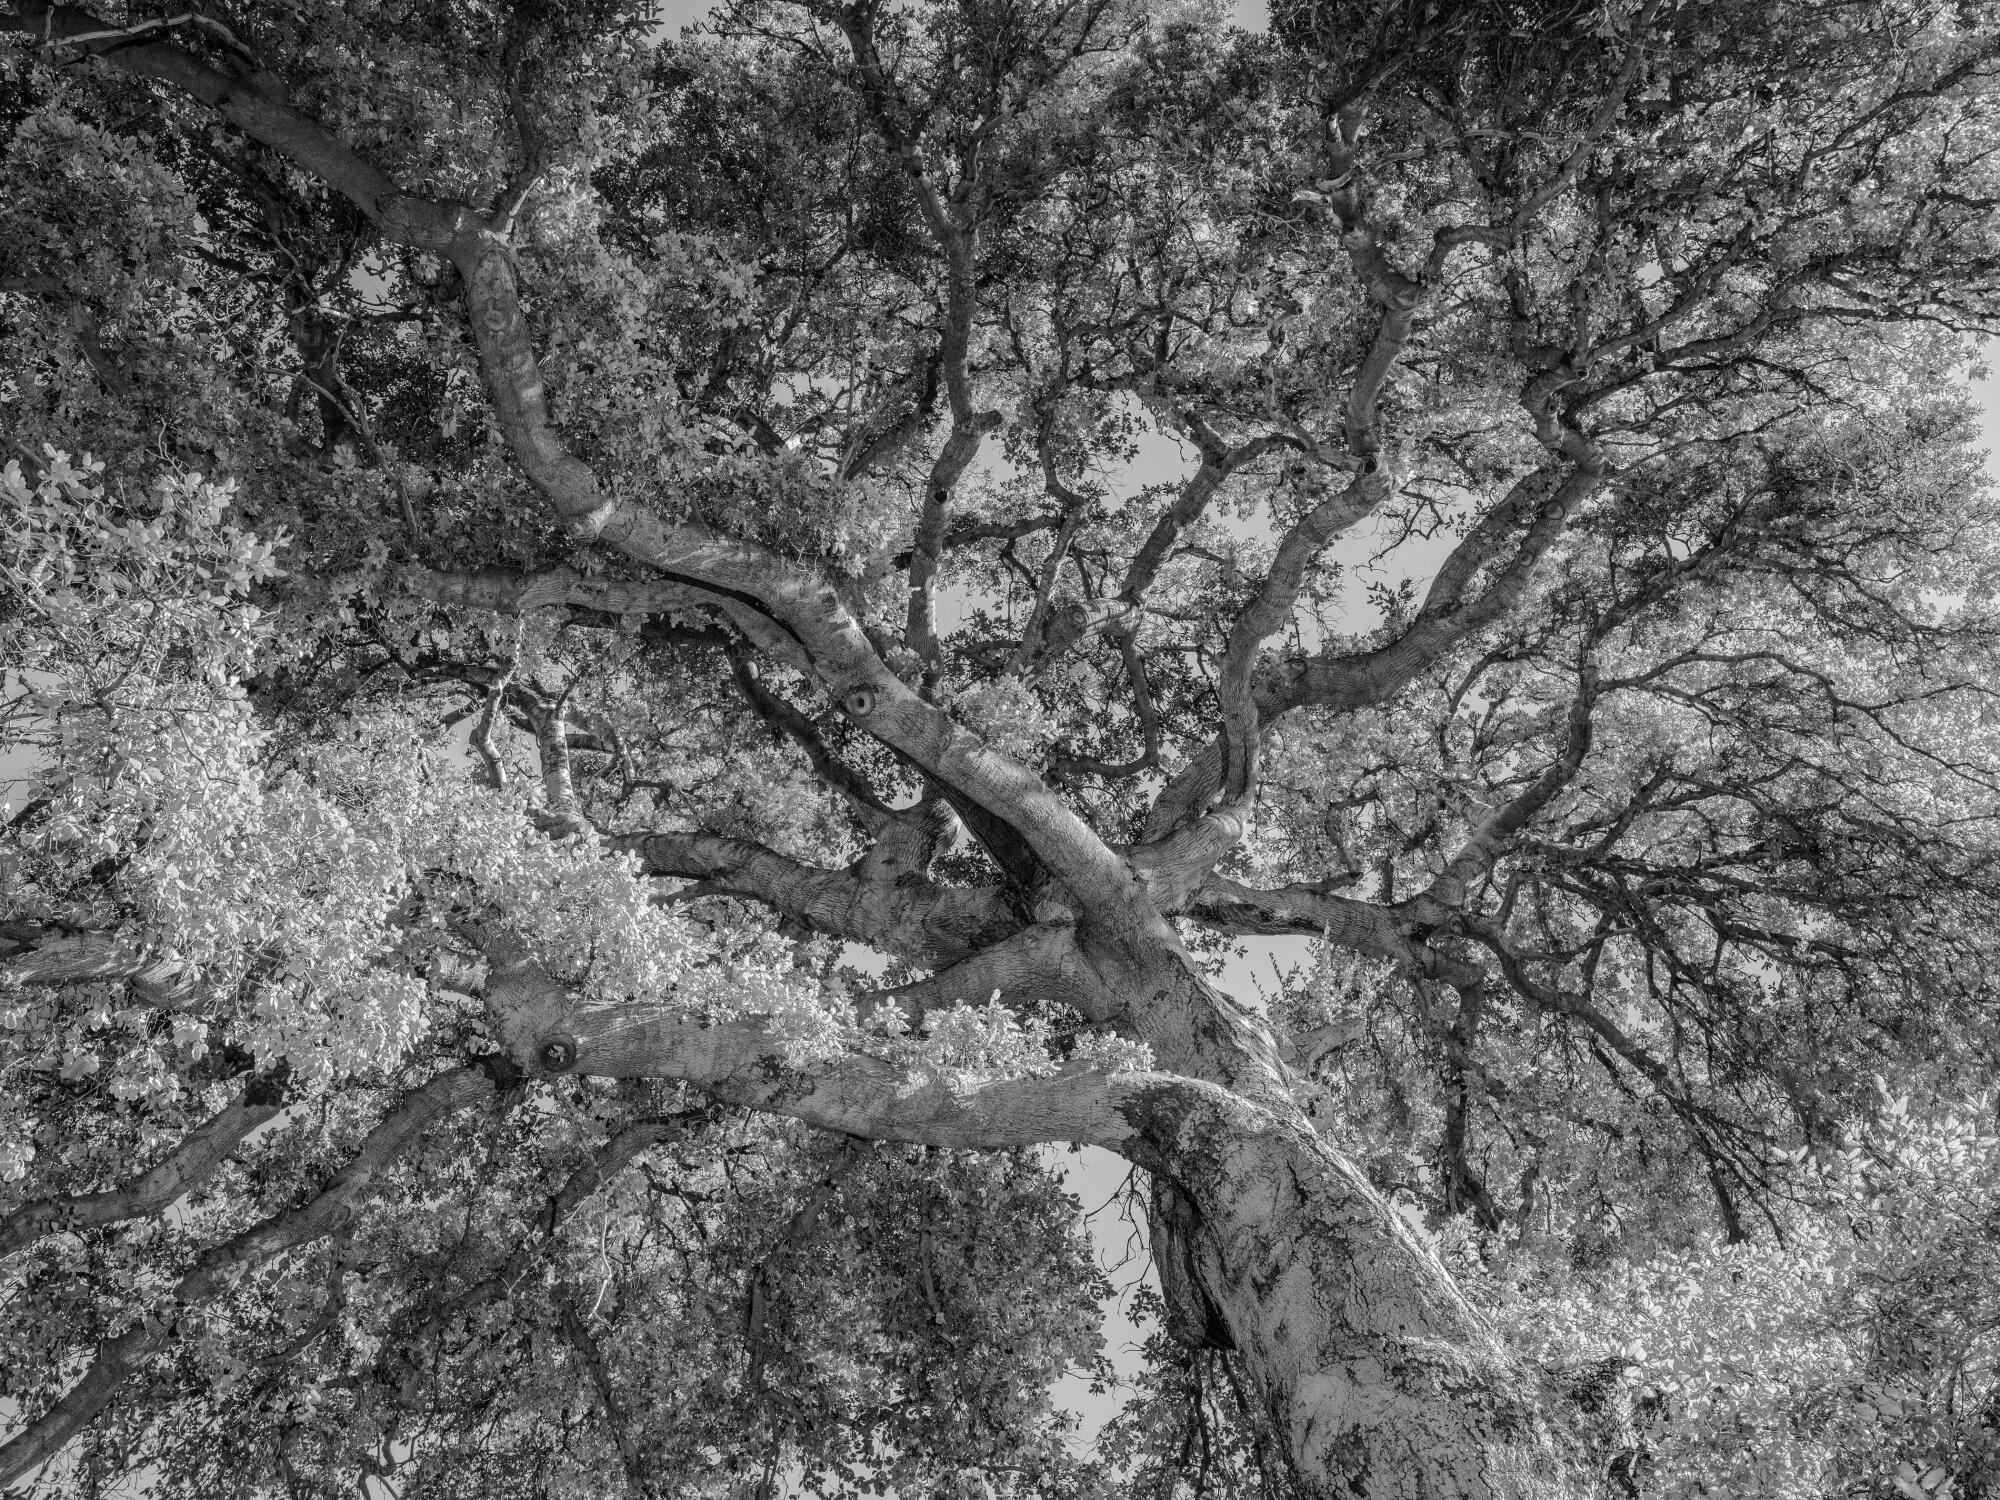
left=4, top=0, right=2000, bottom=1495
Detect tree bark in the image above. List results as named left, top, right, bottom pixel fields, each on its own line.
left=0, top=1091, right=282, bottom=1258
left=484, top=955, right=1578, bottom=1498
left=0, top=15, right=1591, bottom=1491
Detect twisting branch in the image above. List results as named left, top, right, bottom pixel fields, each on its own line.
left=1154, top=238, right=1420, bottom=842
left=491, top=17, right=550, bottom=238
left=1423, top=667, right=1598, bottom=909
left=725, top=643, right=900, bottom=836
left=1214, top=466, right=1390, bottom=809
left=614, top=830, right=1018, bottom=970
left=853, top=795, right=958, bottom=884
left=1119, top=428, right=1287, bottom=607
left=1211, top=275, right=1414, bottom=809
left=471, top=622, right=522, bottom=791
left=906, top=414, right=1003, bottom=675
left=520, top=997, right=1198, bottom=1157
left=869, top=918, right=1122, bottom=1029
left=1007, top=491, right=1091, bottom=677
left=1052, top=630, right=1160, bottom=781
left=0, top=928, right=194, bottom=1005
left=1438, top=983, right=1503, bottom=1230
left=1185, top=873, right=1482, bottom=991
left=401, top=566, right=717, bottom=623
left=1141, top=460, right=1601, bottom=843
left=0, top=1069, right=494, bottom=1490
left=2, top=0, right=1131, bottom=919
left=534, top=688, right=593, bottom=840
left=0, top=1085, right=285, bottom=1258
left=830, top=4, right=1001, bottom=676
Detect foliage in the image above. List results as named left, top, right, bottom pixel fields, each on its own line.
left=3, top=0, right=2000, bottom=1494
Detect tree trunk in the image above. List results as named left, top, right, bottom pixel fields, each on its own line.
left=501, top=940, right=1579, bottom=1498
left=1078, top=909, right=1577, bottom=1496
left=1140, top=1089, right=1573, bottom=1497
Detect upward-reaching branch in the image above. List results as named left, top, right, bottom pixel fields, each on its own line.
left=0, top=1069, right=493, bottom=1490
left=1165, top=274, right=1417, bottom=841
left=1, top=0, right=1141, bottom=913
left=1423, top=669, right=1598, bottom=909
left=0, top=1086, right=285, bottom=1259
left=831, top=2, right=1000, bottom=675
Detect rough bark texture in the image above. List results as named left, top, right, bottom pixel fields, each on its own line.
left=0, top=10, right=1596, bottom=1492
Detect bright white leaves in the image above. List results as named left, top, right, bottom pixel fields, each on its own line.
left=0, top=459, right=685, bottom=1094
left=871, top=995, right=1152, bottom=1084
left=1474, top=1087, right=2000, bottom=1499
left=946, top=676, right=1059, bottom=764
left=1, top=448, right=1152, bottom=1172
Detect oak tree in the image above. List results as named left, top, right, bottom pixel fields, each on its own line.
left=5, top=0, right=2000, bottom=1494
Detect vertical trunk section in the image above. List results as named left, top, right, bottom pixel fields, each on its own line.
left=1092, top=916, right=1576, bottom=1498
left=1142, top=1093, right=1576, bottom=1498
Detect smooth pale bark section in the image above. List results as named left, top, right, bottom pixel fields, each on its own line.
left=539, top=1002, right=1156, bottom=1152
left=1059, top=910, right=1577, bottom=1495
left=487, top=976, right=1573, bottom=1498
left=1141, top=1087, right=1575, bottom=1498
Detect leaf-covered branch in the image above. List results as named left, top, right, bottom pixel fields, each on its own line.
left=0, top=1086, right=284, bottom=1259
left=0, top=1069, right=493, bottom=1490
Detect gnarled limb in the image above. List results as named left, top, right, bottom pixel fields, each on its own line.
left=830, top=3, right=999, bottom=676
left=1120, top=429, right=1288, bottom=607
left=870, top=919, right=1123, bottom=1029
left=6, top=1, right=1136, bottom=915
left=1141, top=463, right=1601, bottom=842
left=479, top=982, right=1573, bottom=1497
left=906, top=415, right=1003, bottom=674
left=401, top=566, right=715, bottom=623
left=532, top=688, right=594, bottom=840
left=1052, top=630, right=1160, bottom=781
left=1185, top=874, right=1482, bottom=990
left=0, top=929, right=194, bottom=1005
left=1423, top=670, right=1597, bottom=909
left=1214, top=465, right=1390, bottom=809
left=0, top=1068, right=492, bottom=1490
left=614, top=830, right=1018, bottom=970
left=0, top=1088, right=284, bottom=1259
left=725, top=644, right=901, bottom=837
left=1438, top=984, right=1504, bottom=1231
left=1268, top=466, right=1597, bottom=717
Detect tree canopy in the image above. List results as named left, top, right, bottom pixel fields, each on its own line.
left=4, top=0, right=2000, bottom=1495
